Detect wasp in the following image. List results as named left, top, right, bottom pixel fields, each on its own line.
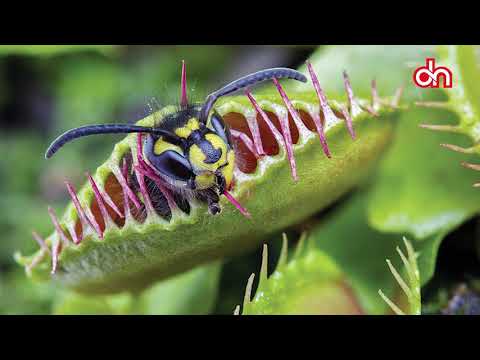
left=45, top=66, right=307, bottom=215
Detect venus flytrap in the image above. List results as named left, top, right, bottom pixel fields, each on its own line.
left=236, top=200, right=422, bottom=315
left=9, top=45, right=480, bottom=315
left=16, top=62, right=401, bottom=296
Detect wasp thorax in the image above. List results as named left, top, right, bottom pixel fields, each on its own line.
left=143, top=113, right=235, bottom=197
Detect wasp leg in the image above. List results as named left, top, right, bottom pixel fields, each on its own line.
left=196, top=189, right=221, bottom=215
left=208, top=201, right=221, bottom=215
left=215, top=172, right=226, bottom=195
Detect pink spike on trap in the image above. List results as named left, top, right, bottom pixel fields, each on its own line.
left=135, top=133, right=177, bottom=211
left=32, top=231, right=51, bottom=255
left=134, top=166, right=155, bottom=214
left=230, top=129, right=260, bottom=159
left=65, top=181, right=94, bottom=243
left=247, top=84, right=297, bottom=182
left=371, top=79, right=380, bottom=113
left=341, top=106, right=356, bottom=140
left=245, top=90, right=282, bottom=142
left=116, top=159, right=142, bottom=211
left=181, top=60, right=188, bottom=108
left=343, top=71, right=363, bottom=118
left=47, top=206, right=67, bottom=274
left=305, top=61, right=332, bottom=158
left=51, top=240, right=61, bottom=275
left=87, top=174, right=123, bottom=219
left=48, top=206, right=70, bottom=246
left=272, top=78, right=299, bottom=182
left=86, top=174, right=116, bottom=229
left=223, top=189, right=251, bottom=218
left=119, top=160, right=132, bottom=219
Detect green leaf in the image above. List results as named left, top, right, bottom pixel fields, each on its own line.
left=367, top=106, right=480, bottom=239
left=53, top=262, right=221, bottom=314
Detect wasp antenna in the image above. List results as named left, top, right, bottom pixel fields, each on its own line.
left=180, top=60, right=188, bottom=108
left=199, top=67, right=307, bottom=123
left=45, top=124, right=177, bottom=159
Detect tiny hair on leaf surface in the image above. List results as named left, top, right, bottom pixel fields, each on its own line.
left=17, top=61, right=401, bottom=295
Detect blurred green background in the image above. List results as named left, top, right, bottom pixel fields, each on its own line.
left=0, top=45, right=316, bottom=314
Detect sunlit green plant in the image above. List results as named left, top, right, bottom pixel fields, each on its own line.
left=6, top=45, right=480, bottom=315
left=17, top=62, right=400, bottom=295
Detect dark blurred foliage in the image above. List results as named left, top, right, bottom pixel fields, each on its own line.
left=0, top=45, right=315, bottom=314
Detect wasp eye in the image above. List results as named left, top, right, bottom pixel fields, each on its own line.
left=148, top=150, right=194, bottom=183
left=211, top=113, right=232, bottom=147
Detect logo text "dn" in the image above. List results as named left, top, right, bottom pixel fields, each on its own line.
left=413, top=58, right=453, bottom=88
